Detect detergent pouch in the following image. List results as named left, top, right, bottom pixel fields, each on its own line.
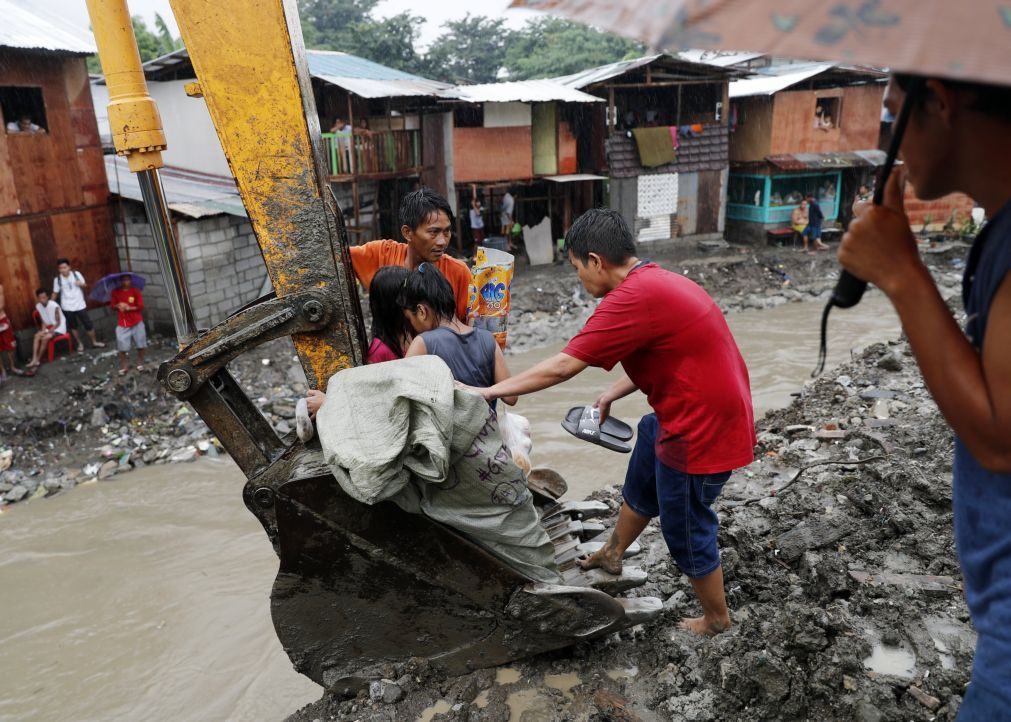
left=470, top=246, right=514, bottom=350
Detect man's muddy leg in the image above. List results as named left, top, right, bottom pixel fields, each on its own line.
left=578, top=501, right=649, bottom=574
left=679, top=565, right=731, bottom=636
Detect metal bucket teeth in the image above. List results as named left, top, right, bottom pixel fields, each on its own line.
left=547, top=520, right=584, bottom=540
left=562, top=565, right=649, bottom=594
left=617, top=596, right=663, bottom=624
left=576, top=540, right=642, bottom=559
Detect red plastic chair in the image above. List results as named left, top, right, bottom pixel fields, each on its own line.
left=32, top=310, right=73, bottom=362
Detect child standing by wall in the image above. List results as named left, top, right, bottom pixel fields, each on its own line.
left=110, top=275, right=147, bottom=376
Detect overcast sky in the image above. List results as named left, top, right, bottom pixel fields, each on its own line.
left=19, top=0, right=539, bottom=50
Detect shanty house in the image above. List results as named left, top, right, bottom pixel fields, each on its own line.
left=726, top=61, right=976, bottom=242
left=309, top=51, right=452, bottom=241
left=95, top=48, right=453, bottom=244
left=440, top=80, right=606, bottom=258
left=556, top=55, right=742, bottom=246
left=104, top=156, right=259, bottom=333
left=0, top=1, right=118, bottom=339
left=725, top=63, right=888, bottom=244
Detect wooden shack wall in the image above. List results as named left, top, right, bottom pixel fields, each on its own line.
left=0, top=51, right=116, bottom=330
left=453, top=127, right=533, bottom=183
left=768, top=84, right=884, bottom=156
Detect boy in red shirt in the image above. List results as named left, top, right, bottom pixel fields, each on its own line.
left=110, top=275, right=147, bottom=376
left=476, top=209, right=755, bottom=635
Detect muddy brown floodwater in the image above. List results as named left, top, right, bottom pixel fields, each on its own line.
left=0, top=293, right=899, bottom=722
left=0, top=460, right=321, bottom=722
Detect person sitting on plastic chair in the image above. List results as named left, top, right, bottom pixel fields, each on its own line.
left=29, top=288, right=69, bottom=370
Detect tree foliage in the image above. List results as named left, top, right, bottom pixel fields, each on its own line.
left=87, top=15, right=181, bottom=74
left=424, top=15, right=509, bottom=84
left=502, top=18, right=642, bottom=80
left=297, top=0, right=425, bottom=75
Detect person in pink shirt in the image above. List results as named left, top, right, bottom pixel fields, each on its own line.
left=305, top=265, right=411, bottom=416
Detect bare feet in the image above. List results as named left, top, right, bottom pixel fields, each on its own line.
left=678, top=614, right=731, bottom=637
left=577, top=543, right=623, bottom=575
left=814, top=241, right=830, bottom=251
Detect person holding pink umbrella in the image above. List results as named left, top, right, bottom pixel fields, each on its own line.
left=840, top=75, right=1011, bottom=719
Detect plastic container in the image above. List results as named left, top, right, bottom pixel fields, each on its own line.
left=470, top=246, right=514, bottom=349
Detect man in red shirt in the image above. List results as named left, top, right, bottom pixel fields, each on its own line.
left=476, top=209, right=755, bottom=635
left=110, top=274, right=147, bottom=376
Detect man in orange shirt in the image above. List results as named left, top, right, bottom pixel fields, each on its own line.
left=350, top=188, right=471, bottom=322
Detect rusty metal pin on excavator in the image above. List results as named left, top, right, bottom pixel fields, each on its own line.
left=86, top=0, right=662, bottom=694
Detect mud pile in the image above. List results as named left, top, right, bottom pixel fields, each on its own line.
left=289, top=337, right=973, bottom=722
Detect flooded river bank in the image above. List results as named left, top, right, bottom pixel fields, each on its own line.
left=0, top=293, right=901, bottom=722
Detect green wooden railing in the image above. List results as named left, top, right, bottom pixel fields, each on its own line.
left=321, top=129, right=422, bottom=177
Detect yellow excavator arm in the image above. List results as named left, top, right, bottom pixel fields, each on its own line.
left=87, top=0, right=660, bottom=695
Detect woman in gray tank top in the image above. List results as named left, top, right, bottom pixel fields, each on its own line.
left=399, top=263, right=518, bottom=407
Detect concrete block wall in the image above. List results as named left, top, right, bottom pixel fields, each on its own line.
left=176, top=214, right=269, bottom=329
left=113, top=200, right=269, bottom=335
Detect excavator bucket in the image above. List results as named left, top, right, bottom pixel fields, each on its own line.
left=155, top=0, right=662, bottom=692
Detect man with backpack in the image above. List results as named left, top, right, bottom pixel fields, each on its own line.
left=52, top=258, right=104, bottom=352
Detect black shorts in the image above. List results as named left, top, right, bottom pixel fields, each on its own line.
left=63, top=308, right=94, bottom=332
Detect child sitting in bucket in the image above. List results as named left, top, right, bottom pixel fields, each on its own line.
left=398, top=263, right=517, bottom=409
left=304, top=266, right=413, bottom=419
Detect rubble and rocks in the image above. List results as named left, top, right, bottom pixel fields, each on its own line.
left=288, top=334, right=973, bottom=722
left=0, top=337, right=308, bottom=510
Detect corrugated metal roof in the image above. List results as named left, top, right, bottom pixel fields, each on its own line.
left=729, top=63, right=836, bottom=98
left=766, top=150, right=887, bottom=170
left=553, top=53, right=740, bottom=89
left=676, top=50, right=766, bottom=67
left=131, top=47, right=449, bottom=98
left=306, top=50, right=431, bottom=81
left=308, top=51, right=451, bottom=98
left=0, top=0, right=96, bottom=54
left=441, top=80, right=603, bottom=104
left=314, top=75, right=450, bottom=99
left=106, top=156, right=247, bottom=219
left=553, top=54, right=664, bottom=89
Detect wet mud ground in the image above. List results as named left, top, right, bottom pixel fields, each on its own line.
left=0, top=241, right=975, bottom=721
left=289, top=335, right=973, bottom=722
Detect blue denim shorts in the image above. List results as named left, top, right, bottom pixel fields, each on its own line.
left=958, top=675, right=1011, bottom=721
left=622, top=414, right=729, bottom=578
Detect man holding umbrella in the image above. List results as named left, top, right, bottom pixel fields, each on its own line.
left=841, top=75, right=1011, bottom=718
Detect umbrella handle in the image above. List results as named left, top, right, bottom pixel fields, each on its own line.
left=829, top=78, right=926, bottom=309
left=814, top=78, right=926, bottom=375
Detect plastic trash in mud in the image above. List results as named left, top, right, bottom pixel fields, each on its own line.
left=470, top=247, right=514, bottom=349
left=0, top=448, right=12, bottom=471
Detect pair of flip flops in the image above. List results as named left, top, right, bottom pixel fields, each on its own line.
left=561, top=406, right=634, bottom=453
